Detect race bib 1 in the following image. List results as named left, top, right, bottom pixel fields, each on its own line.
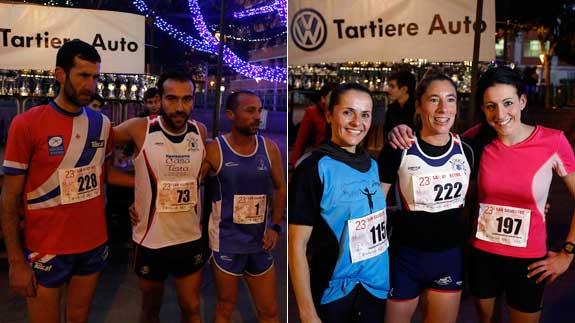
left=157, top=180, right=197, bottom=213
left=348, top=210, right=389, bottom=263
left=58, top=164, right=101, bottom=205
left=233, top=195, right=267, bottom=224
left=475, top=203, right=531, bottom=247
left=412, top=172, right=466, bottom=212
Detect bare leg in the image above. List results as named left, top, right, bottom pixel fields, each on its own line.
left=212, top=262, right=240, bottom=323
left=65, top=272, right=100, bottom=323
left=509, top=307, right=540, bottom=323
left=384, top=297, right=419, bottom=323
left=27, top=285, right=61, bottom=323
left=174, top=270, right=203, bottom=323
left=138, top=277, right=164, bottom=323
left=422, top=290, right=461, bottom=323
left=244, top=266, right=279, bottom=323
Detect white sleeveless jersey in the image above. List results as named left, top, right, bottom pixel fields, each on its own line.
left=132, top=116, right=205, bottom=248
left=397, top=134, right=470, bottom=213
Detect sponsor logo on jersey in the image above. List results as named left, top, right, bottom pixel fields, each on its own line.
left=187, top=137, right=199, bottom=152
left=48, top=135, right=64, bottom=156
left=456, top=280, right=463, bottom=286
left=91, top=139, right=105, bottom=148
left=434, top=276, right=453, bottom=286
left=33, top=262, right=53, bottom=272
left=449, top=158, right=467, bottom=175
left=219, top=255, right=232, bottom=262
left=408, top=166, right=420, bottom=171
left=154, top=142, right=164, bottom=146
left=256, top=156, right=268, bottom=171
left=224, top=161, right=239, bottom=167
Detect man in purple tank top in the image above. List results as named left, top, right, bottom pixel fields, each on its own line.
left=202, top=91, right=286, bottom=323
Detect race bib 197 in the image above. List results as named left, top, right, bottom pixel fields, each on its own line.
left=348, top=209, right=389, bottom=263
left=156, top=180, right=198, bottom=213
left=58, top=164, right=101, bottom=205
left=412, top=172, right=466, bottom=212
left=233, top=195, right=267, bottom=224
left=475, top=203, right=531, bottom=247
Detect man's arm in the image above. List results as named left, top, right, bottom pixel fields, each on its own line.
left=196, top=121, right=208, bottom=144
left=1, top=174, right=36, bottom=297
left=201, top=140, right=220, bottom=182
left=288, top=224, right=321, bottom=323
left=112, top=117, right=144, bottom=147
left=263, top=138, right=286, bottom=251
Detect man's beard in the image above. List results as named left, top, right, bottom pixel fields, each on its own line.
left=63, top=78, right=93, bottom=107
left=236, top=124, right=258, bottom=136
left=160, top=109, right=189, bottom=131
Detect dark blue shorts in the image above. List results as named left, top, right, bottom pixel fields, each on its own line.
left=212, top=250, right=273, bottom=276
left=388, top=245, right=463, bottom=300
left=25, top=244, right=108, bottom=288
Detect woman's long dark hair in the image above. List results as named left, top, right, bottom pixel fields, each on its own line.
left=474, top=66, right=525, bottom=154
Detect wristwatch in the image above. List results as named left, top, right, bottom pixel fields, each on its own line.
left=269, top=223, right=282, bottom=234
left=562, top=242, right=575, bottom=254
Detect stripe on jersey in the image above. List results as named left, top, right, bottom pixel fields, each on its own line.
left=75, top=108, right=103, bottom=167
left=409, top=139, right=462, bottom=167
left=149, top=119, right=198, bottom=144
left=2, top=160, right=29, bottom=173
left=138, top=150, right=158, bottom=245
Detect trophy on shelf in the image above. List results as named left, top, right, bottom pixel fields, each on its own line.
left=33, top=70, right=44, bottom=97
left=0, top=70, right=7, bottom=96
left=107, top=74, right=117, bottom=99
left=46, top=71, right=57, bottom=97
left=19, top=70, right=30, bottom=97
left=96, top=75, right=105, bottom=98
left=6, top=72, right=16, bottom=96
left=118, top=75, right=127, bottom=100
left=128, top=76, right=138, bottom=101
left=138, top=75, right=147, bottom=100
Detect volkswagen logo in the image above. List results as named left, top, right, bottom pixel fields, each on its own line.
left=291, top=8, right=327, bottom=51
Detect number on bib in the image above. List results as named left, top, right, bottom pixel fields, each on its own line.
left=233, top=195, right=267, bottom=224
left=348, top=210, right=389, bottom=263
left=475, top=203, right=531, bottom=247
left=157, top=180, right=198, bottom=213
left=58, top=165, right=101, bottom=205
left=412, top=172, right=467, bottom=212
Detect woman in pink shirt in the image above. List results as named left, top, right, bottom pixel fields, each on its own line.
left=469, top=66, right=575, bottom=323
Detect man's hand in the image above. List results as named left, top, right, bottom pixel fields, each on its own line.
left=262, top=229, right=279, bottom=252
left=9, top=261, right=36, bottom=297
left=387, top=124, right=414, bottom=149
left=129, top=202, right=139, bottom=226
left=527, top=250, right=574, bottom=284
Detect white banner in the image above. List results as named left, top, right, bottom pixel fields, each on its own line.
left=289, top=0, right=495, bottom=64
left=0, top=3, right=145, bottom=74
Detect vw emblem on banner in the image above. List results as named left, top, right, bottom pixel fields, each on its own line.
left=291, top=8, right=327, bottom=51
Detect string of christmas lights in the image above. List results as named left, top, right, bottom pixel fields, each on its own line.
left=233, top=0, right=286, bottom=26
left=132, top=0, right=213, bottom=53
left=132, top=0, right=286, bottom=82
left=208, top=25, right=287, bottom=43
left=187, top=0, right=286, bottom=82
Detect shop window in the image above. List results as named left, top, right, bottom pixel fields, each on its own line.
left=523, top=40, right=549, bottom=58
